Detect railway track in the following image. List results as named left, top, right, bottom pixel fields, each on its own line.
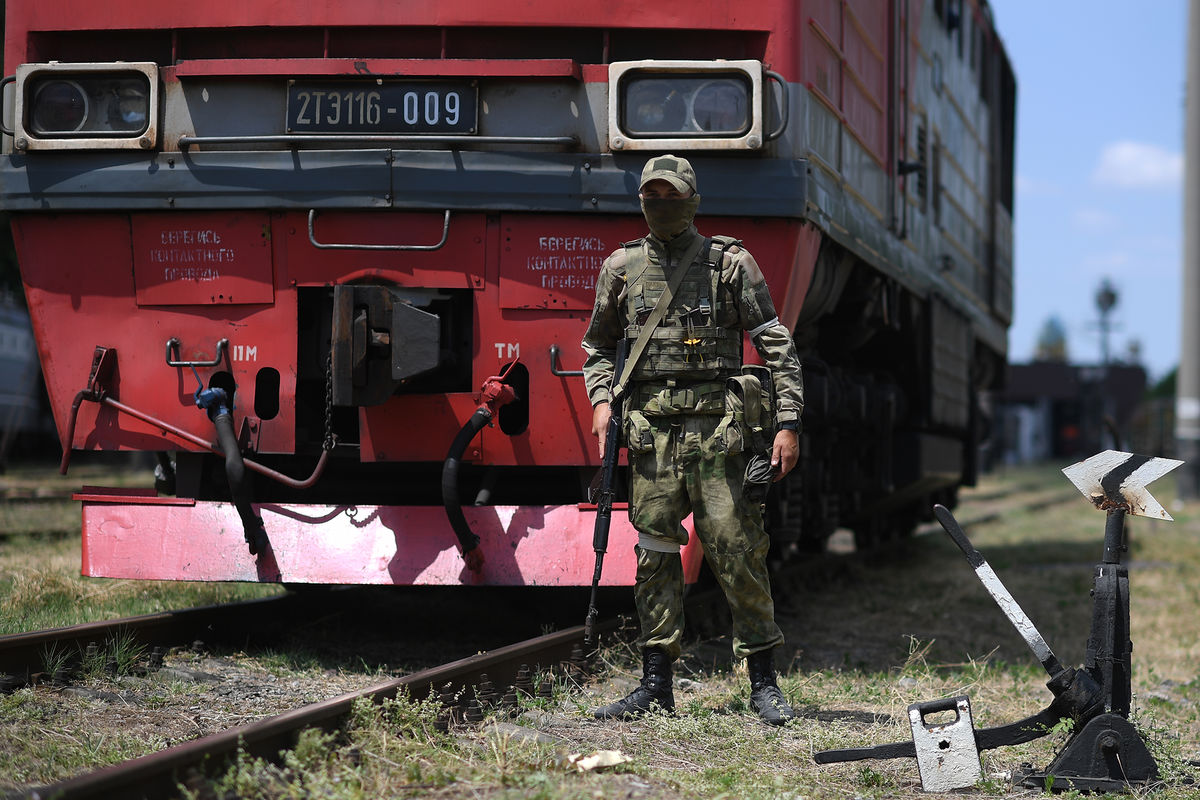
left=0, top=594, right=307, bottom=687
left=916, top=486, right=1081, bottom=534
left=0, top=487, right=77, bottom=503
left=11, top=619, right=611, bottom=800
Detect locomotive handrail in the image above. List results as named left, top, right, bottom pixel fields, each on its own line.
left=548, top=344, right=584, bottom=377
left=177, top=133, right=577, bottom=150
left=0, top=76, right=14, bottom=137
left=308, top=208, right=451, bottom=251
left=166, top=337, right=229, bottom=368
left=61, top=389, right=330, bottom=490
left=764, top=69, right=789, bottom=142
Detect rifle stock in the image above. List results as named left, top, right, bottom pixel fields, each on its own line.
left=584, top=340, right=627, bottom=646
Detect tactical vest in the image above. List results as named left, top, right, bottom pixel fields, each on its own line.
left=621, top=234, right=743, bottom=413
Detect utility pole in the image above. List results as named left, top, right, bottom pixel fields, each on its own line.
left=1178, top=0, right=1200, bottom=499
left=1095, top=278, right=1118, bottom=367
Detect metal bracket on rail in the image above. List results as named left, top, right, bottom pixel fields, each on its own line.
left=307, top=208, right=451, bottom=251
left=815, top=451, right=1185, bottom=793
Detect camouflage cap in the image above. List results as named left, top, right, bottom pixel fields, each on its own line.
left=639, top=154, right=697, bottom=194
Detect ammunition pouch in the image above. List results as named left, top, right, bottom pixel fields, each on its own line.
left=727, top=366, right=776, bottom=502
left=622, top=323, right=743, bottom=380
left=633, top=380, right=726, bottom=416
left=624, top=409, right=656, bottom=454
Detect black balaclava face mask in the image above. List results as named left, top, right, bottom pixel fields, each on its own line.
left=640, top=194, right=701, bottom=240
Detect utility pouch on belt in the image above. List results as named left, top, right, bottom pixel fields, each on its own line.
left=742, top=364, right=775, bottom=427
left=623, top=409, right=655, bottom=454
left=731, top=365, right=775, bottom=502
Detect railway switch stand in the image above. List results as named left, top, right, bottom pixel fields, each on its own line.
left=815, top=450, right=1185, bottom=794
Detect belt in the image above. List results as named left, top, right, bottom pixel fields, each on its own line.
left=632, top=380, right=728, bottom=416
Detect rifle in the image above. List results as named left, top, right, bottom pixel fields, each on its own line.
left=583, top=340, right=627, bottom=647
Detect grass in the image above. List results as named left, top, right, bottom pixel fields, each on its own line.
left=4, top=460, right=1200, bottom=798
left=0, top=687, right=164, bottom=785
left=0, top=532, right=283, bottom=634
left=0, top=458, right=283, bottom=635
left=168, top=464, right=1200, bottom=798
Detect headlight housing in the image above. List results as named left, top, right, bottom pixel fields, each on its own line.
left=12, top=62, right=158, bottom=151
left=609, top=60, right=764, bottom=151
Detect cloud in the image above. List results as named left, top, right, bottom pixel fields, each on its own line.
left=1092, top=141, right=1182, bottom=189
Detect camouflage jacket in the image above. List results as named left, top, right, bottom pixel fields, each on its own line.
left=581, top=224, right=803, bottom=426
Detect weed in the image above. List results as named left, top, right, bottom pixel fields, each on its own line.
left=856, top=764, right=896, bottom=789
left=0, top=688, right=54, bottom=723
left=1048, top=716, right=1075, bottom=737
left=39, top=641, right=72, bottom=682
left=107, top=628, right=146, bottom=676
left=975, top=773, right=1010, bottom=793
left=256, top=648, right=322, bottom=676
left=900, top=636, right=934, bottom=678
left=702, top=763, right=745, bottom=791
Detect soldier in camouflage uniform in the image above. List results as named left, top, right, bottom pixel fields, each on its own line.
left=582, top=155, right=804, bottom=725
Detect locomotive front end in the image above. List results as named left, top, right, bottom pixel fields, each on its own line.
left=2, top=1, right=1015, bottom=585
left=0, top=10, right=805, bottom=587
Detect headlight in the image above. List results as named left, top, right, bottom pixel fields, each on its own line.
left=609, top=60, right=764, bottom=151
left=622, top=75, right=750, bottom=136
left=13, top=62, right=158, bottom=151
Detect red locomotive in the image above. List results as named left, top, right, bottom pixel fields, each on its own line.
left=1, top=1, right=1015, bottom=585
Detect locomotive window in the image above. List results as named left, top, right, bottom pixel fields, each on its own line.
left=619, top=74, right=751, bottom=137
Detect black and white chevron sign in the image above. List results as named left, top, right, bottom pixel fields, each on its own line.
left=1062, top=450, right=1184, bottom=520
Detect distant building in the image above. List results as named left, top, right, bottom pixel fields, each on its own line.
left=996, top=361, right=1146, bottom=464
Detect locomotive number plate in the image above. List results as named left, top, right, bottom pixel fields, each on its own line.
left=286, top=81, right=477, bottom=134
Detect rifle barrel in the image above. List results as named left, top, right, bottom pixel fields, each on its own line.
left=583, top=340, right=627, bottom=639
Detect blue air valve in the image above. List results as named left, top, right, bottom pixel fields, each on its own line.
left=194, top=386, right=231, bottom=421
left=192, top=364, right=232, bottom=421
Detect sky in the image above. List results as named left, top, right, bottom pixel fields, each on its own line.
left=991, top=0, right=1187, bottom=383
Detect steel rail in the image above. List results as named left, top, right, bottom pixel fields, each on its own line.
left=0, top=594, right=300, bottom=683
left=17, top=619, right=615, bottom=800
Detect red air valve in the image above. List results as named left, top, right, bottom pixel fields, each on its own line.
left=479, top=362, right=520, bottom=415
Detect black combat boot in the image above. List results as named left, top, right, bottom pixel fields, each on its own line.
left=747, top=648, right=796, bottom=725
left=593, top=648, right=675, bottom=719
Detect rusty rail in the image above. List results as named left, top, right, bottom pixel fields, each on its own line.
left=17, top=619, right=614, bottom=800
left=0, top=595, right=300, bottom=683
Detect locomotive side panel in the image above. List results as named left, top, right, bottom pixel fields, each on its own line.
left=771, top=0, right=1014, bottom=548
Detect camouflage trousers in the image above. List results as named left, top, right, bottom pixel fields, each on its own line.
left=627, top=413, right=784, bottom=661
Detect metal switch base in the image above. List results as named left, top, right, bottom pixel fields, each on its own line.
left=1017, top=713, right=1159, bottom=793
left=909, top=696, right=982, bottom=792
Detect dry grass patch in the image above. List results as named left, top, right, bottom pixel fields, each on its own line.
left=1, top=458, right=284, bottom=635
left=0, top=533, right=283, bottom=634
